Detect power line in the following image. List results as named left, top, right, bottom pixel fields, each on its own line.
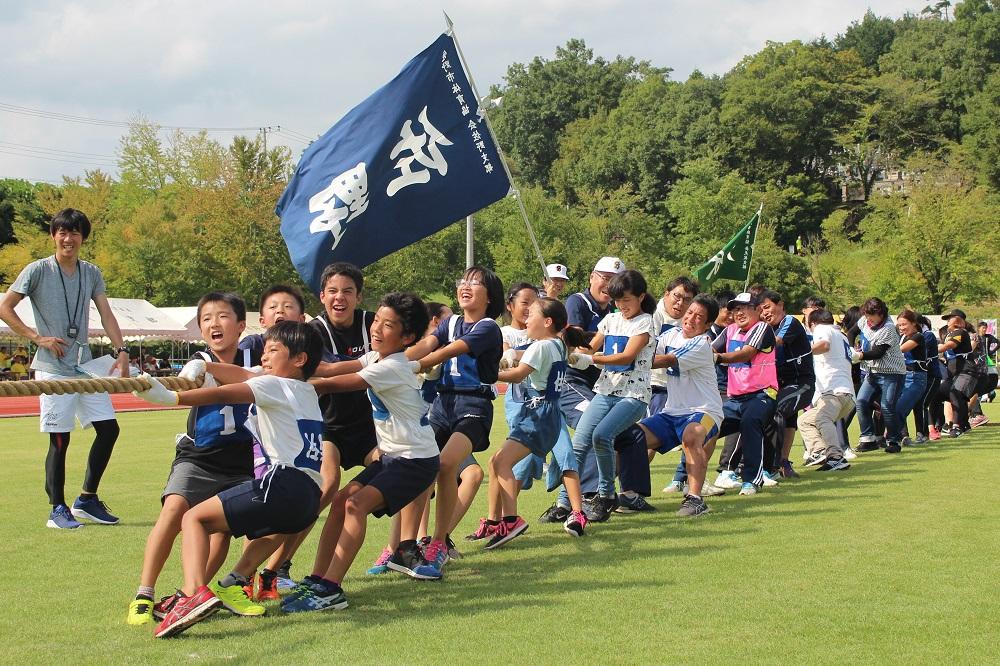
left=279, top=127, right=316, bottom=142
left=0, top=148, right=117, bottom=168
left=0, top=101, right=264, bottom=132
left=0, top=140, right=117, bottom=160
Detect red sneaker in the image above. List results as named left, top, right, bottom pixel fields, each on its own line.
left=154, top=585, right=222, bottom=638
left=243, top=573, right=256, bottom=599
left=465, top=517, right=497, bottom=541
left=152, top=590, right=183, bottom=621
left=485, top=516, right=528, bottom=550
left=929, top=426, right=941, bottom=441
left=256, top=574, right=280, bottom=602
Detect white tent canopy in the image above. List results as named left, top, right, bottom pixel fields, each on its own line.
left=0, top=293, right=190, bottom=341
left=158, top=307, right=312, bottom=343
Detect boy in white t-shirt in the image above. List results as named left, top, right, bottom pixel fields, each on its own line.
left=613, top=295, right=722, bottom=517
left=134, top=321, right=326, bottom=638
left=281, top=292, right=441, bottom=612
left=799, top=309, right=857, bottom=471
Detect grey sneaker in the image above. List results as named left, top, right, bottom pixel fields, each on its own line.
left=700, top=482, right=726, bottom=497
left=676, top=494, right=709, bottom=517
left=615, top=493, right=656, bottom=513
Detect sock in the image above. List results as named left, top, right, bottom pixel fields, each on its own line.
left=622, top=490, right=638, bottom=499
left=689, top=494, right=702, bottom=500
left=485, top=518, right=500, bottom=525
left=503, top=515, right=518, bottom=523
left=79, top=492, right=96, bottom=500
left=398, top=539, right=417, bottom=551
left=260, top=568, right=277, bottom=586
left=318, top=577, right=341, bottom=592
left=276, top=560, right=292, bottom=577
left=136, top=585, right=155, bottom=601
left=219, top=572, right=249, bottom=588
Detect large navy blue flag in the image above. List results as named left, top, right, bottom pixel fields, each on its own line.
left=276, top=33, right=512, bottom=293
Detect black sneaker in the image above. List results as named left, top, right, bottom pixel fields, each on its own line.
left=538, top=504, right=571, bottom=523
left=386, top=543, right=426, bottom=579
left=856, top=440, right=880, bottom=452
left=884, top=442, right=902, bottom=453
left=583, top=495, right=617, bottom=523
left=947, top=425, right=963, bottom=438
left=819, top=457, right=850, bottom=471
left=676, top=494, right=709, bottom=517
left=445, top=534, right=462, bottom=560
left=615, top=493, right=656, bottom=513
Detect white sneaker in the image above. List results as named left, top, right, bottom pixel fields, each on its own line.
left=803, top=451, right=828, bottom=467
left=714, top=470, right=741, bottom=489
left=662, top=480, right=686, bottom=494
left=761, top=471, right=779, bottom=487
left=700, top=482, right=726, bottom=497
left=843, top=447, right=858, bottom=461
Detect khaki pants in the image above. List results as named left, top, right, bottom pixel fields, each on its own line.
left=798, top=393, right=855, bottom=457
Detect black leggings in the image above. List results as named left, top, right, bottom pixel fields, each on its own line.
left=44, top=419, right=120, bottom=506
left=915, top=376, right=941, bottom=436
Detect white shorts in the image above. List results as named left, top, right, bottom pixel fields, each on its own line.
left=36, top=370, right=116, bottom=433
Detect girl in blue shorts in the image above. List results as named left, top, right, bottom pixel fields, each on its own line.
left=410, top=266, right=505, bottom=578
left=479, top=298, right=590, bottom=548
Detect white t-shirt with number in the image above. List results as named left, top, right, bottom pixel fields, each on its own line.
left=656, top=327, right=723, bottom=425
left=245, top=374, right=324, bottom=486
left=594, top=312, right=655, bottom=402
left=358, top=351, right=439, bottom=459
left=810, top=324, right=855, bottom=397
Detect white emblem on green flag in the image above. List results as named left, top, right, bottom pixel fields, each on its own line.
left=693, top=207, right=761, bottom=289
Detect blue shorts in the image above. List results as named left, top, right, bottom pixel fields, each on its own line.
left=509, top=400, right=563, bottom=458
left=641, top=412, right=719, bottom=454
left=219, top=466, right=321, bottom=539
left=430, top=391, right=494, bottom=452
left=349, top=454, right=439, bottom=518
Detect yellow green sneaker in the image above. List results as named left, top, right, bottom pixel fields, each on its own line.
left=127, top=598, right=154, bottom=625
left=208, top=581, right=265, bottom=616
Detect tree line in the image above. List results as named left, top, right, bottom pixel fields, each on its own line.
left=2, top=2, right=999, bottom=316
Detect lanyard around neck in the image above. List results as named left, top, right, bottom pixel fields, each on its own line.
left=57, top=260, right=83, bottom=330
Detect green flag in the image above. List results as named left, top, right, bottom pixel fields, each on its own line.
left=693, top=208, right=760, bottom=290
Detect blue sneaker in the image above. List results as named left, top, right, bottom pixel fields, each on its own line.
left=411, top=539, right=448, bottom=580
left=280, top=577, right=325, bottom=611
left=281, top=582, right=348, bottom=613
left=366, top=547, right=393, bottom=575
left=738, top=482, right=759, bottom=496
left=71, top=495, right=119, bottom=524
left=47, top=504, right=83, bottom=529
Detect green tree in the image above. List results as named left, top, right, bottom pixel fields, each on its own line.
left=861, top=168, right=1000, bottom=312
left=718, top=41, right=869, bottom=185
left=835, top=9, right=901, bottom=71
left=490, top=39, right=665, bottom=188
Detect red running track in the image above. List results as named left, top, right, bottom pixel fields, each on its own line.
left=0, top=393, right=185, bottom=418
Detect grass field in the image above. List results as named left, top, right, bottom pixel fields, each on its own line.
left=1, top=402, right=998, bottom=665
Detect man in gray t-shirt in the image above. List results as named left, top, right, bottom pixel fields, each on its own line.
left=0, top=208, right=130, bottom=529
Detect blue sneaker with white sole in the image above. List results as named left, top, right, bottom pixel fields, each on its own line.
left=47, top=504, right=83, bottom=529
left=71, top=495, right=119, bottom=524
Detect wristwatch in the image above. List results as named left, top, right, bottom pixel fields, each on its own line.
left=116, top=346, right=129, bottom=355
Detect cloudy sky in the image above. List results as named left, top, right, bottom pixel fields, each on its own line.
left=1, top=0, right=920, bottom=183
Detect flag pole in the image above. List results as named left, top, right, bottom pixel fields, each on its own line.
left=443, top=12, right=549, bottom=281
left=743, top=201, right=763, bottom=292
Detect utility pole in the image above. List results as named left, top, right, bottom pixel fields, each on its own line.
left=260, top=125, right=279, bottom=152
left=466, top=215, right=474, bottom=268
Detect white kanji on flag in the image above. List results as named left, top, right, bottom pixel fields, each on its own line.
left=387, top=106, right=453, bottom=197
left=308, top=162, right=369, bottom=250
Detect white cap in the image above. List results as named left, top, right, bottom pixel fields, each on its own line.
left=727, top=292, right=759, bottom=309
left=546, top=263, right=569, bottom=280
left=593, top=256, right=625, bottom=274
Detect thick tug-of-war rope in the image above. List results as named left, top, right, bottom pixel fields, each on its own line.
left=0, top=375, right=203, bottom=398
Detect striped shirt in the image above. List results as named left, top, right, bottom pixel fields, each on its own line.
left=859, top=319, right=906, bottom=375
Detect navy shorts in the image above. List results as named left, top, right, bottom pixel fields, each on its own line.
left=219, top=466, right=321, bottom=539
left=325, top=421, right=377, bottom=470
left=641, top=412, right=719, bottom=454
left=509, top=400, right=563, bottom=458
left=349, top=454, right=440, bottom=517
left=430, top=391, right=494, bottom=452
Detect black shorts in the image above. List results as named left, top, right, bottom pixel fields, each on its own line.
left=952, top=373, right=979, bottom=399
left=219, top=466, right=321, bottom=539
left=429, top=392, right=493, bottom=452
left=349, top=454, right=440, bottom=517
left=324, top=421, right=377, bottom=470
left=774, top=383, right=815, bottom=430
left=976, top=373, right=998, bottom=395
